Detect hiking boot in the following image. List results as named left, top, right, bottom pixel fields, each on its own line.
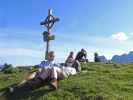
left=8, top=84, right=17, bottom=93
left=8, top=87, right=14, bottom=93
left=49, top=80, right=58, bottom=90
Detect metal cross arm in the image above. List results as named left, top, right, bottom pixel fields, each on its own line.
left=40, top=17, right=59, bottom=25
left=40, top=15, right=59, bottom=29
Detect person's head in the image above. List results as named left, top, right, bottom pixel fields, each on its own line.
left=94, top=52, right=98, bottom=57
left=81, top=48, right=86, bottom=53
left=47, top=51, right=55, bottom=61
left=81, top=48, right=87, bottom=55
left=69, top=51, right=74, bottom=56
left=81, top=48, right=84, bottom=52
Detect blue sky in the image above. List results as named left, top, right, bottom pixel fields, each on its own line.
left=0, top=0, right=133, bottom=66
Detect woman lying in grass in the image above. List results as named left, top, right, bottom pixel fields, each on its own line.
left=9, top=51, right=81, bottom=93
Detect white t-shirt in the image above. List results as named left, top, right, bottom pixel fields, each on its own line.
left=62, top=67, right=77, bottom=77
left=52, top=66, right=77, bottom=80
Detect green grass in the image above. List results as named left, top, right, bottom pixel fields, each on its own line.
left=1, top=62, right=133, bottom=100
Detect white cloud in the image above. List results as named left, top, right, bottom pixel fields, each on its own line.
left=111, top=32, right=128, bottom=41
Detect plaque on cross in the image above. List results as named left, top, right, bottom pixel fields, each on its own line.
left=43, top=31, right=55, bottom=42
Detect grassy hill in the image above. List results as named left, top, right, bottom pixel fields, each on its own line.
left=0, top=62, right=133, bottom=100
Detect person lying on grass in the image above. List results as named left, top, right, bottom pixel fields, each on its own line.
left=16, top=51, right=57, bottom=86
left=9, top=51, right=81, bottom=93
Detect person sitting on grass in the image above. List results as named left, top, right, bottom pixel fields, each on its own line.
left=94, top=52, right=100, bottom=62
left=75, top=48, right=88, bottom=62
left=9, top=51, right=81, bottom=93
left=65, top=51, right=74, bottom=67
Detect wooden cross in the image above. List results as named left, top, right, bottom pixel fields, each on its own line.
left=40, top=9, right=59, bottom=59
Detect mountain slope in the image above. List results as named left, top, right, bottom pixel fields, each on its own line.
left=0, top=63, right=133, bottom=100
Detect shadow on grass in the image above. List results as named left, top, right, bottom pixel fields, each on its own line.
left=0, top=85, right=53, bottom=100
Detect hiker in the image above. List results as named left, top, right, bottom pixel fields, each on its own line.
left=65, top=51, right=74, bottom=66
left=75, top=49, right=88, bottom=62
left=8, top=51, right=57, bottom=93
left=13, top=51, right=56, bottom=87
left=9, top=52, right=81, bottom=93
left=94, top=52, right=100, bottom=62
left=9, top=61, right=81, bottom=93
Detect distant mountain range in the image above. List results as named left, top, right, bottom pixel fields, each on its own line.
left=0, top=64, right=5, bottom=71
left=111, top=51, right=133, bottom=63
